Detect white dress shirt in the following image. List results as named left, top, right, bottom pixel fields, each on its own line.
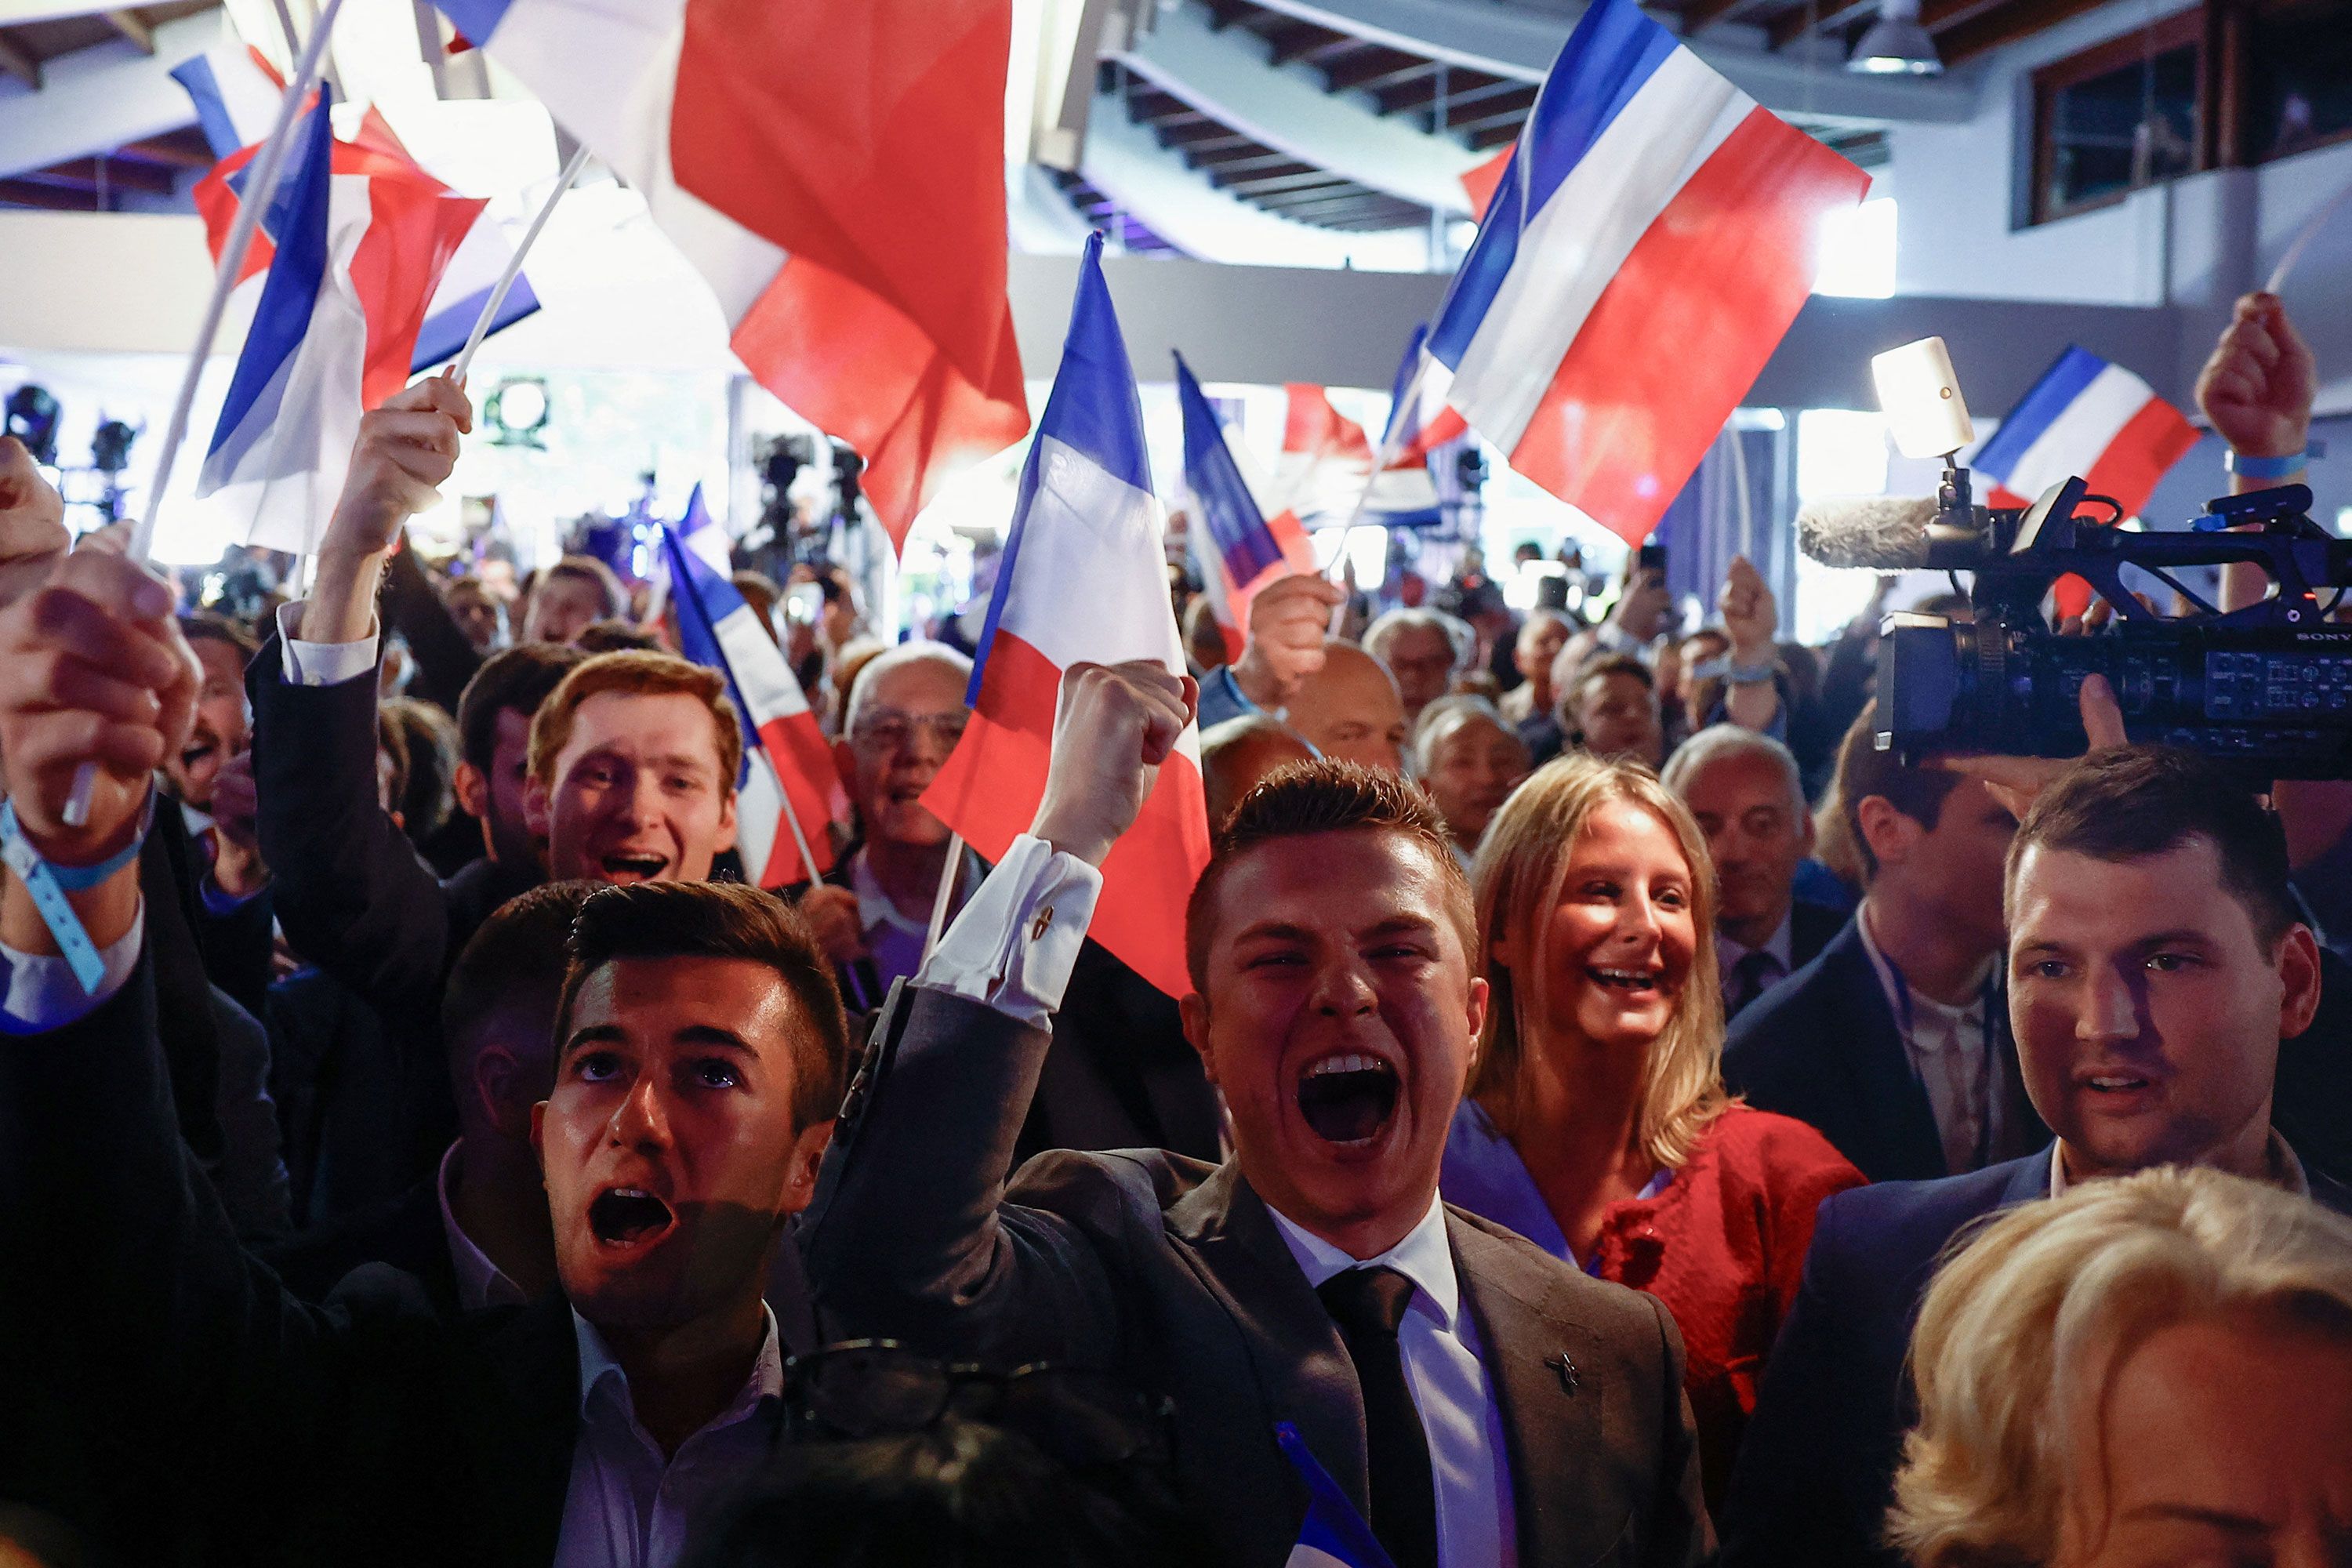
left=552, top=1305, right=785, bottom=1568
left=436, top=1142, right=528, bottom=1313
left=916, top=837, right=1517, bottom=1566
left=1266, top=1196, right=1519, bottom=1568
left=1856, top=900, right=2007, bottom=1173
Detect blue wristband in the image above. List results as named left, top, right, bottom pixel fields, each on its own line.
left=0, top=793, right=151, bottom=993
left=2226, top=448, right=2310, bottom=481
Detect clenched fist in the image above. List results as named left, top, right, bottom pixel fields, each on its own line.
left=1030, top=661, right=1196, bottom=868
left=2196, top=292, right=2315, bottom=463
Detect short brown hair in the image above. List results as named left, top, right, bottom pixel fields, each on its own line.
left=180, top=611, right=259, bottom=663
left=1183, top=758, right=1472, bottom=994
left=527, top=650, right=742, bottom=794
left=444, top=880, right=601, bottom=1082
left=458, top=642, right=586, bottom=773
left=1835, top=706, right=1964, bottom=880
left=383, top=696, right=461, bottom=841
left=572, top=619, right=659, bottom=655
left=2008, top=746, right=2299, bottom=949
left=538, top=554, right=629, bottom=619
left=556, top=882, right=850, bottom=1128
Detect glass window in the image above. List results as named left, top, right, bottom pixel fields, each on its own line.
left=2242, top=0, right=2352, bottom=162
left=2030, top=15, right=2205, bottom=225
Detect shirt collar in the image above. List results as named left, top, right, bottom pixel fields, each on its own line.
left=180, top=800, right=214, bottom=840
left=1717, top=907, right=1794, bottom=976
left=572, top=1304, right=785, bottom=1428
left=1265, top=1189, right=1461, bottom=1332
left=2050, top=1129, right=2314, bottom=1200
left=848, top=846, right=931, bottom=939
left=1856, top=897, right=1993, bottom=1036
left=437, top=1142, right=527, bottom=1313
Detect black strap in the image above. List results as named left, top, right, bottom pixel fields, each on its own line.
left=1318, top=1265, right=1439, bottom=1568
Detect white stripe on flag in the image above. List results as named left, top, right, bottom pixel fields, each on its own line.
left=735, top=748, right=786, bottom=887
left=488, top=0, right=783, bottom=321
left=711, top=601, right=814, bottom=724
left=1450, top=47, right=1750, bottom=451
left=1999, top=363, right=2158, bottom=504
left=1001, top=434, right=1200, bottom=765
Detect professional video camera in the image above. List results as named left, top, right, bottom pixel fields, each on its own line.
left=1800, top=337, right=2352, bottom=780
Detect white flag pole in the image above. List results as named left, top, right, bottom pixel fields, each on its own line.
left=922, top=833, right=965, bottom=961
left=448, top=142, right=591, bottom=386
left=2266, top=174, right=2352, bottom=296
left=62, top=0, right=347, bottom=827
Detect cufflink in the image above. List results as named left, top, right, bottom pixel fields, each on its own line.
left=1546, top=1352, right=1579, bottom=1395
left=1030, top=906, right=1054, bottom=942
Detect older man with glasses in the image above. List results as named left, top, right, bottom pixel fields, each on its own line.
left=795, top=641, right=1220, bottom=1161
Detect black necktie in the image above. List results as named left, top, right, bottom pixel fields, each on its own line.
left=1318, top=1265, right=1440, bottom=1568
left=1727, top=947, right=1782, bottom=1017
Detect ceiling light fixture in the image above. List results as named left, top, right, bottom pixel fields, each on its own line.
left=1849, top=0, right=1943, bottom=76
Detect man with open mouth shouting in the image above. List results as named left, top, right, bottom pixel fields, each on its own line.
left=0, top=540, right=851, bottom=1566
left=804, top=659, right=1711, bottom=1568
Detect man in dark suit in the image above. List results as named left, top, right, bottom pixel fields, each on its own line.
left=1661, top=724, right=1849, bottom=1018
left=1723, top=714, right=2044, bottom=1181
left=803, top=661, right=1710, bottom=1568
left=1721, top=746, right=2352, bottom=1567
left=0, top=543, right=847, bottom=1566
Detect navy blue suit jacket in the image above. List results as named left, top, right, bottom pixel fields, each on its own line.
left=1722, top=920, right=2045, bottom=1183
left=1719, top=1145, right=2352, bottom=1566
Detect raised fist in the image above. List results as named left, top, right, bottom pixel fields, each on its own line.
left=322, top=375, right=473, bottom=564
left=1237, top=573, right=1345, bottom=707
left=1030, top=660, right=1196, bottom=868
left=2196, top=292, right=2316, bottom=463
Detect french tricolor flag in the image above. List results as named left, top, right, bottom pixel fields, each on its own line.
left=1276, top=1422, right=1396, bottom=1568
left=172, top=43, right=539, bottom=374
left=1372, top=326, right=1468, bottom=479
left=662, top=492, right=840, bottom=886
left=1426, top=0, right=1868, bottom=544
left=195, top=101, right=480, bottom=554
left=1972, top=346, right=2198, bottom=517
left=1177, top=354, right=1316, bottom=662
left=432, top=0, right=1031, bottom=550
left=924, top=235, right=1210, bottom=999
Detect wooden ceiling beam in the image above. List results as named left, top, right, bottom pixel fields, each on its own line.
left=0, top=179, right=92, bottom=209
left=1937, top=0, right=2109, bottom=64
left=31, top=155, right=178, bottom=194
left=117, top=131, right=216, bottom=169
left=0, top=30, right=41, bottom=89
left=1767, top=0, right=1875, bottom=49
left=102, top=8, right=153, bottom=53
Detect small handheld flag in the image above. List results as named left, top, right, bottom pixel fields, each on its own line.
left=1970, top=346, right=2198, bottom=518
left=1277, top=1422, right=1399, bottom=1568
left=1175, top=354, right=1315, bottom=661
left=922, top=234, right=1210, bottom=998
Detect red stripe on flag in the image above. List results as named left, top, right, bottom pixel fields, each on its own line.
left=671, top=0, right=1031, bottom=550
left=755, top=710, right=840, bottom=879
left=923, top=633, right=1210, bottom=997
left=1284, top=385, right=1373, bottom=463
left=2082, top=397, right=2198, bottom=519
left=1987, top=484, right=2031, bottom=509
left=1461, top=145, right=1511, bottom=222
left=1506, top=106, right=1869, bottom=545
left=349, top=177, right=483, bottom=406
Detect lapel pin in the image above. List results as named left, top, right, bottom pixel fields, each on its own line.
left=1545, top=1352, right=1579, bottom=1396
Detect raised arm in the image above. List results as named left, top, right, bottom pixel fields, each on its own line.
left=252, top=378, right=474, bottom=1011
left=800, top=661, right=1194, bottom=1366
left=0, top=548, right=334, bottom=1486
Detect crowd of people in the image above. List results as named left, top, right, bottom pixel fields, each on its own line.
left=0, top=289, right=2344, bottom=1568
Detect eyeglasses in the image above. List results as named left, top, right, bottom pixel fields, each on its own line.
left=847, top=708, right=969, bottom=755
left=780, top=1340, right=1174, bottom=1469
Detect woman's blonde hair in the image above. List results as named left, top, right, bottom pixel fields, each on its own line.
left=1890, top=1166, right=2352, bottom=1567
left=1467, top=752, right=1728, bottom=1171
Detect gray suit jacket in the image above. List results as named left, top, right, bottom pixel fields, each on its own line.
left=801, top=982, right=1713, bottom=1568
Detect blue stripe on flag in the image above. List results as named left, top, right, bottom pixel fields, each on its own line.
left=1175, top=352, right=1284, bottom=590
left=1972, top=345, right=2109, bottom=482
left=1425, top=0, right=1677, bottom=372
left=411, top=274, right=542, bottom=373
left=1377, top=324, right=1429, bottom=449
left=432, top=0, right=514, bottom=45
left=660, top=491, right=760, bottom=790
left=1276, top=1423, right=1396, bottom=1568
left=169, top=54, right=245, bottom=162
left=966, top=231, right=1152, bottom=703
left=205, top=101, right=336, bottom=464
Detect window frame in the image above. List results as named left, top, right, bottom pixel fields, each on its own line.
left=2027, top=7, right=2209, bottom=227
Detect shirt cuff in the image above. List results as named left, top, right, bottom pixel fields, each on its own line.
left=1593, top=620, right=1644, bottom=656
left=0, top=908, right=144, bottom=1033
left=914, top=834, right=1102, bottom=1028
left=278, top=601, right=379, bottom=688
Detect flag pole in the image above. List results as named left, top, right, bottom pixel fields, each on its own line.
left=62, top=0, right=346, bottom=828
left=2267, top=173, right=2352, bottom=296
left=922, top=833, right=964, bottom=961
left=757, top=750, right=826, bottom=891
left=449, top=142, right=590, bottom=386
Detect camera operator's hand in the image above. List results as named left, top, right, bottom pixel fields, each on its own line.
left=0, top=550, right=198, bottom=953
left=1941, top=674, right=2126, bottom=820
left=1610, top=564, right=1670, bottom=645
left=303, top=376, right=472, bottom=647
left=2198, top=292, right=2315, bottom=466
left=1030, top=660, right=1196, bottom=869
left=0, top=436, right=70, bottom=612
left=1232, top=573, right=1343, bottom=711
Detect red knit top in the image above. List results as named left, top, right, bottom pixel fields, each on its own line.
left=1443, top=1102, right=1865, bottom=1511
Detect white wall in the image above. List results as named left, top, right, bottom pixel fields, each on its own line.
left=1882, top=0, right=2352, bottom=416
